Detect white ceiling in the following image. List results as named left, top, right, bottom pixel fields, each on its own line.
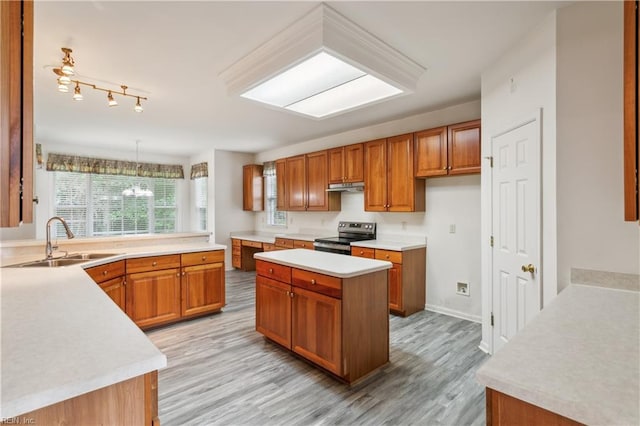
left=34, top=1, right=568, bottom=157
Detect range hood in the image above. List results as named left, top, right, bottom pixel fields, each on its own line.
left=326, top=182, right=364, bottom=192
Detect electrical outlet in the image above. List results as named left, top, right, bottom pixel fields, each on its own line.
left=449, top=224, right=456, bottom=233
left=456, top=282, right=469, bottom=296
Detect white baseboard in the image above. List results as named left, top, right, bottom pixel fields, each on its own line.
left=478, top=340, right=491, bottom=354
left=425, top=304, right=482, bottom=324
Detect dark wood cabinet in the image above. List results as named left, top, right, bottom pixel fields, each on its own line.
left=415, top=120, right=481, bottom=177
left=365, top=134, right=425, bottom=212
left=283, top=151, right=340, bottom=211
left=328, top=143, right=364, bottom=184
left=0, top=0, right=33, bottom=227
left=242, top=164, right=263, bottom=211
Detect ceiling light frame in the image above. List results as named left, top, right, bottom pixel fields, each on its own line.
left=220, top=3, right=426, bottom=119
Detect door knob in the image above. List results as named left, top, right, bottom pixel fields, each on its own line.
left=521, top=264, right=535, bottom=273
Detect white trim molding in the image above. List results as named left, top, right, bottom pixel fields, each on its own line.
left=425, top=304, right=482, bottom=324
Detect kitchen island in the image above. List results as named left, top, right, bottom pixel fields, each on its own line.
left=476, top=283, right=639, bottom=425
left=254, top=249, right=392, bottom=383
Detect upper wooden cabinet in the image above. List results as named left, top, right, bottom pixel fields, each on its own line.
left=242, top=164, right=263, bottom=211
left=415, top=120, right=481, bottom=177
left=275, top=159, right=287, bottom=211
left=624, top=0, right=638, bottom=222
left=0, top=0, right=33, bottom=227
left=283, top=151, right=340, bottom=211
left=328, top=143, right=364, bottom=184
left=364, top=135, right=425, bottom=212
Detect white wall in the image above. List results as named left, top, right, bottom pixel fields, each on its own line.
left=189, top=150, right=216, bottom=236
left=254, top=100, right=483, bottom=322
left=480, top=11, right=558, bottom=352
left=556, top=1, right=639, bottom=288
left=213, top=150, right=257, bottom=268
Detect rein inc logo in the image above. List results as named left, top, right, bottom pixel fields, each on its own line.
left=1, top=418, right=35, bottom=425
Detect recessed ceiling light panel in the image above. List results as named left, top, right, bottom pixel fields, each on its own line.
left=220, top=4, right=425, bottom=120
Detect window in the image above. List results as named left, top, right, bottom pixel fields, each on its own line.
left=263, top=162, right=286, bottom=226
left=194, top=177, right=208, bottom=231
left=53, top=172, right=178, bottom=237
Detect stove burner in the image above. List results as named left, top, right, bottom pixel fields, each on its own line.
left=314, top=221, right=376, bottom=255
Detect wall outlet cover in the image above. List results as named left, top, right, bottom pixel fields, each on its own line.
left=456, top=282, right=469, bottom=296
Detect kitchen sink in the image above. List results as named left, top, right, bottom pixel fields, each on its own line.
left=4, top=253, right=121, bottom=268
left=64, top=253, right=120, bottom=260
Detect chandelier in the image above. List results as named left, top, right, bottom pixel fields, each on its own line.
left=53, top=47, right=147, bottom=112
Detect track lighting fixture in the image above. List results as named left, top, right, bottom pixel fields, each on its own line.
left=52, top=47, right=148, bottom=112
left=107, top=91, right=118, bottom=107
left=72, top=83, right=83, bottom=101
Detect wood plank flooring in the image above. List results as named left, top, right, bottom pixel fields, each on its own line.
left=147, top=270, right=488, bottom=425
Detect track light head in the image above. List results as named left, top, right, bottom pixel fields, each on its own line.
left=60, top=47, right=75, bottom=76
left=107, top=91, right=118, bottom=107
left=134, top=97, right=143, bottom=113
left=73, top=84, right=83, bottom=101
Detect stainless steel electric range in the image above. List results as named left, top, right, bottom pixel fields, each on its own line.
left=313, top=221, right=376, bottom=255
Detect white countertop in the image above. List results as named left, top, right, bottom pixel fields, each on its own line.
left=350, top=239, right=426, bottom=251
left=254, top=248, right=391, bottom=278
left=229, top=233, right=276, bottom=244
left=476, top=284, right=639, bottom=425
left=274, top=233, right=324, bottom=242
left=0, top=242, right=226, bottom=418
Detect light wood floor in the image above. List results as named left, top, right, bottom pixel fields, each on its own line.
left=147, top=270, right=488, bottom=426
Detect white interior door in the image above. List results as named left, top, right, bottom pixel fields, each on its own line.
left=491, top=117, right=541, bottom=354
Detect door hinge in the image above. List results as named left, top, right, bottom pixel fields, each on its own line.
left=484, top=156, right=493, bottom=168
left=490, top=236, right=494, bottom=247
left=490, top=312, right=494, bottom=327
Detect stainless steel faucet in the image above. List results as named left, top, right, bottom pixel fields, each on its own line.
left=45, top=216, right=75, bottom=259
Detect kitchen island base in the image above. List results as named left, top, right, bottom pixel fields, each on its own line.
left=486, top=388, right=582, bottom=426
left=254, top=249, right=392, bottom=384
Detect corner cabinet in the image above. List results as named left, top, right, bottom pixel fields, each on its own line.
left=255, top=259, right=389, bottom=383
left=85, top=260, right=126, bottom=312
left=364, top=134, right=425, bottom=212
left=0, top=0, right=33, bottom=227
left=415, top=119, right=481, bottom=177
left=243, top=164, right=263, bottom=211
left=284, top=151, right=340, bottom=211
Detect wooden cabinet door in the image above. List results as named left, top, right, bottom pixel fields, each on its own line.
left=344, top=143, right=364, bottom=182
left=181, top=262, right=225, bottom=317
left=275, top=159, right=287, bottom=210
left=306, top=150, right=329, bottom=211
left=99, top=276, right=126, bottom=312
left=364, top=138, right=388, bottom=212
left=285, top=155, right=306, bottom=211
left=328, top=147, right=344, bottom=183
left=448, top=120, right=481, bottom=175
left=388, top=263, right=403, bottom=313
left=256, top=275, right=292, bottom=348
left=387, top=133, right=418, bottom=212
left=0, top=0, right=33, bottom=227
left=415, top=126, right=448, bottom=177
left=126, top=268, right=181, bottom=329
left=291, top=287, right=342, bottom=375
left=242, top=164, right=263, bottom=211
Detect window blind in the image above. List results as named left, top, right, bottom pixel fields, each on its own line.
left=263, top=161, right=286, bottom=226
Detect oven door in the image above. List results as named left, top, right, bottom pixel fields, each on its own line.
left=313, top=241, right=351, bottom=255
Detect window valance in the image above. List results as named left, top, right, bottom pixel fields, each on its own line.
left=46, top=153, right=184, bottom=179
left=190, top=162, right=208, bottom=179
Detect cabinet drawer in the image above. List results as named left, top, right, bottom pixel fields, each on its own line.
left=232, top=246, right=241, bottom=255
left=126, top=254, right=181, bottom=273
left=292, top=268, right=342, bottom=299
left=293, top=240, right=314, bottom=250
left=262, top=243, right=277, bottom=252
left=242, top=240, right=263, bottom=249
left=275, top=238, right=294, bottom=248
left=256, top=260, right=291, bottom=284
left=232, top=255, right=241, bottom=268
left=351, top=247, right=375, bottom=258
left=375, top=249, right=402, bottom=264
left=85, top=260, right=125, bottom=284
left=181, top=250, right=224, bottom=267
left=232, top=238, right=241, bottom=247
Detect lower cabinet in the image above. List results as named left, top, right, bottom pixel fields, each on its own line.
left=351, top=246, right=426, bottom=317
left=485, top=388, right=582, bottom=426
left=85, top=250, right=225, bottom=330
left=255, top=259, right=388, bottom=383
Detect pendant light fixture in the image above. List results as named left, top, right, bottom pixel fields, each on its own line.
left=122, top=140, right=154, bottom=198
left=53, top=47, right=148, bottom=112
